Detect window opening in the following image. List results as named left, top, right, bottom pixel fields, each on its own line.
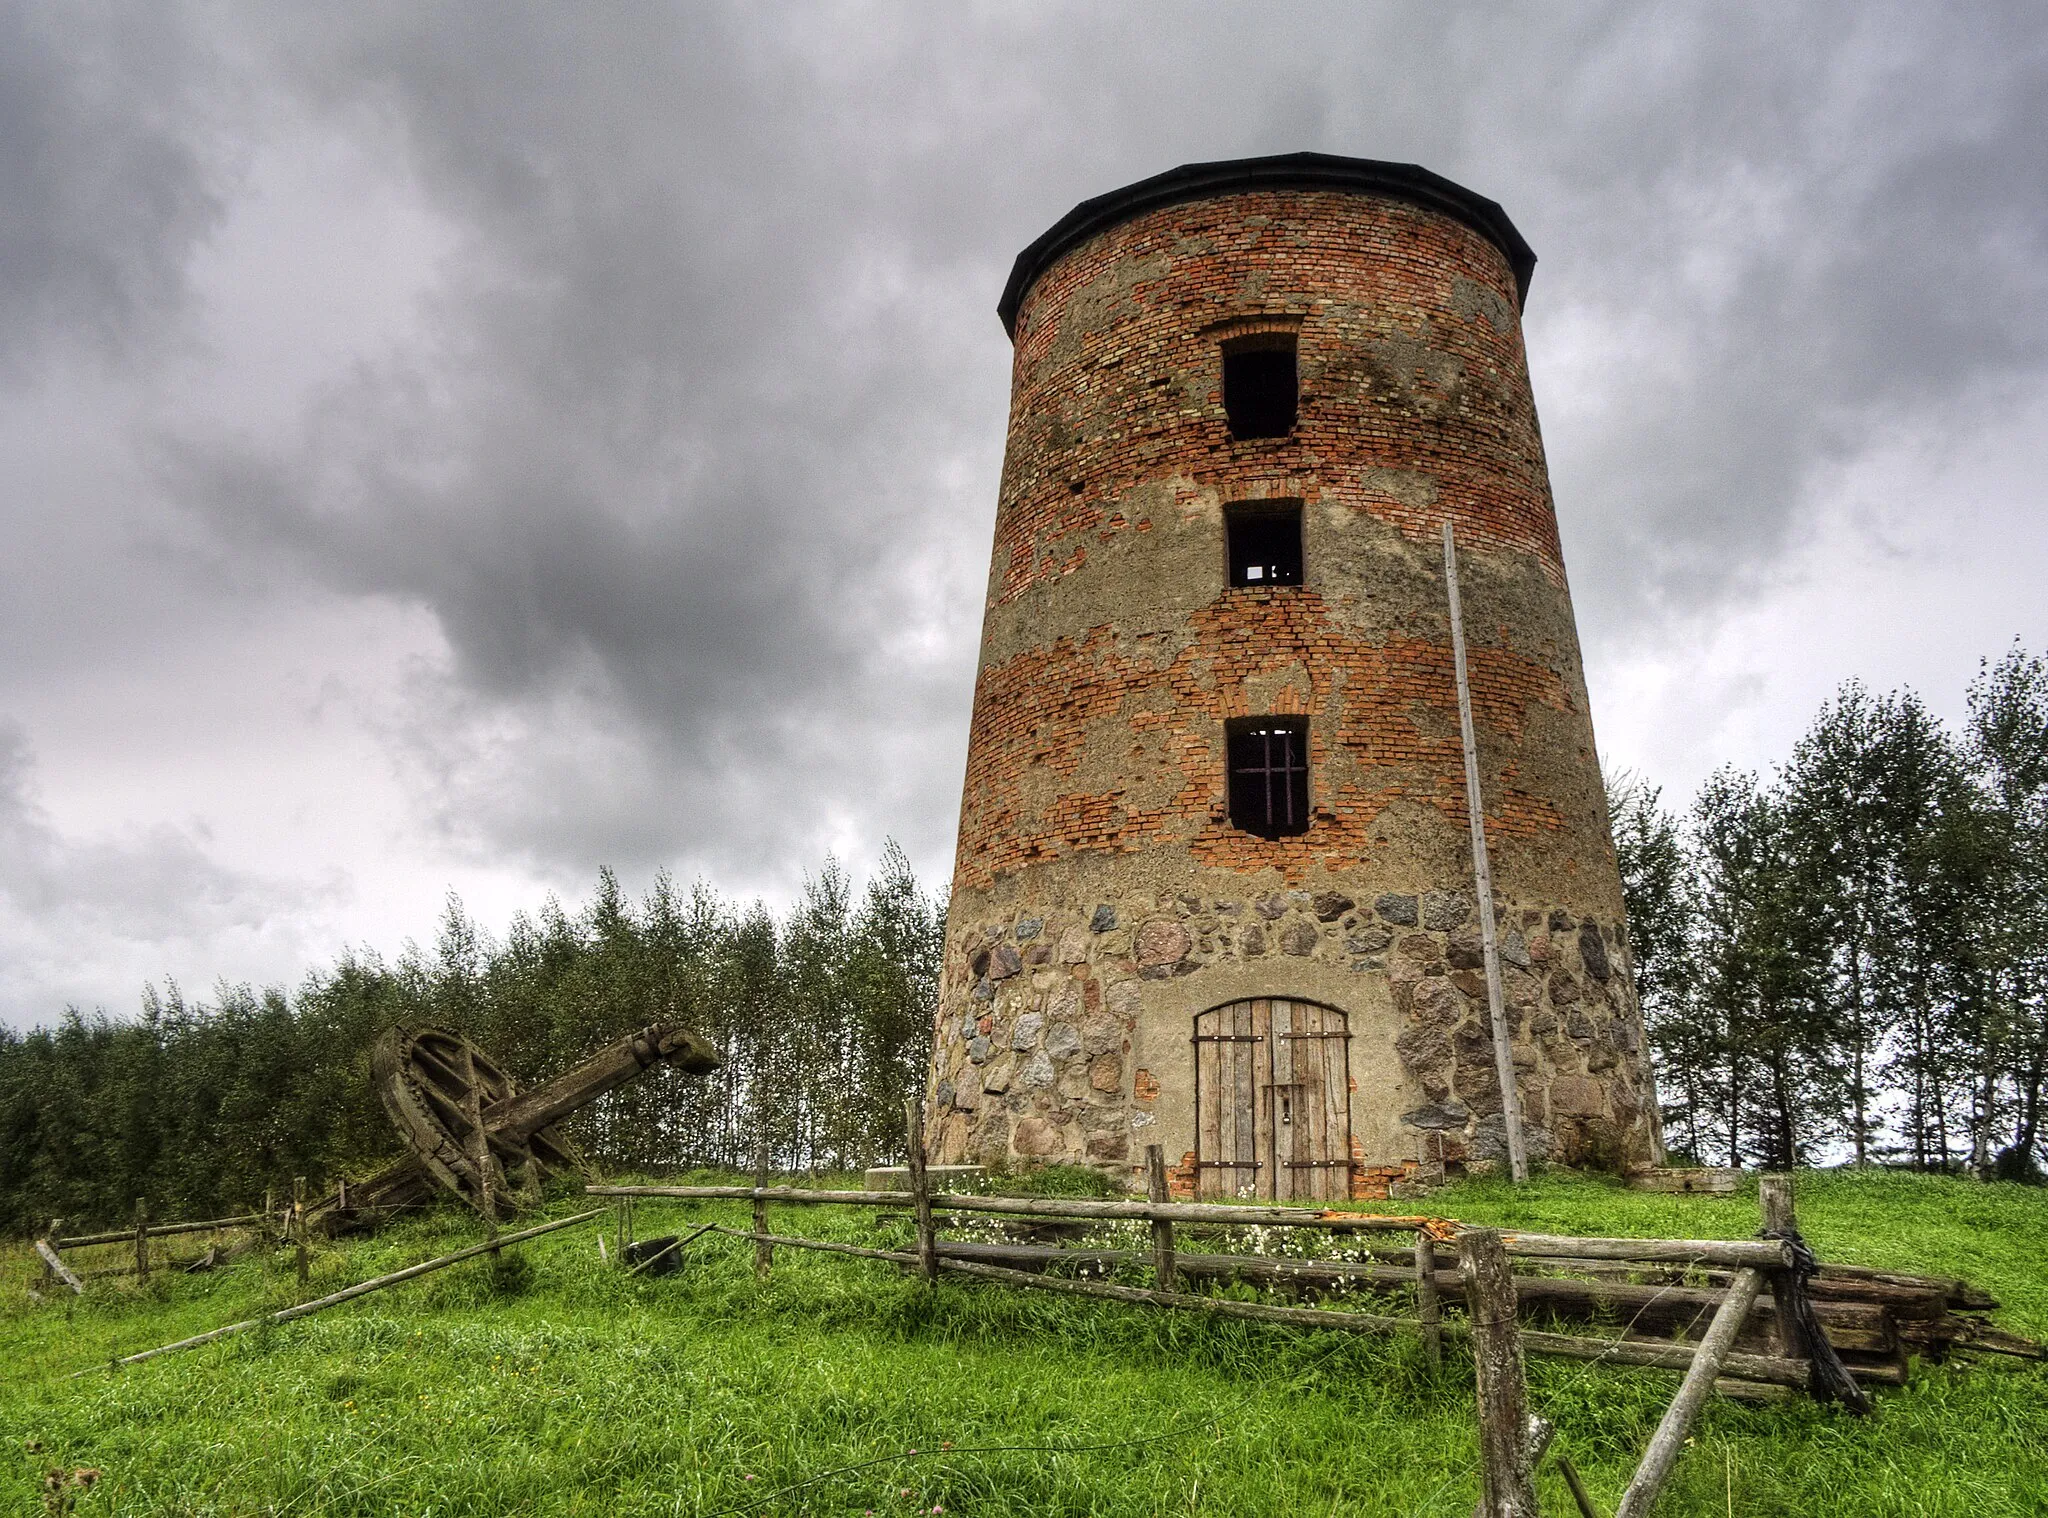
left=1227, top=718, right=1310, bottom=838
left=1227, top=502, right=1303, bottom=587
left=1222, top=334, right=1298, bottom=439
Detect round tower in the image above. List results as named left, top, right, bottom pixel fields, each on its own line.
left=930, top=154, right=1659, bottom=1198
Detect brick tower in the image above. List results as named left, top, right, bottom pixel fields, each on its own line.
left=929, top=154, right=1659, bottom=1197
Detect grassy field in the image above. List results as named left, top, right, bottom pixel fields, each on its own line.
left=2, top=1169, right=2044, bottom=1516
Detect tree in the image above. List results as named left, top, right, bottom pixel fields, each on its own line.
left=1779, top=685, right=1897, bottom=1164
left=1967, top=644, right=2048, bottom=1178
left=1686, top=769, right=1835, bottom=1168
left=0, top=850, right=947, bottom=1230
left=1607, top=770, right=1690, bottom=1018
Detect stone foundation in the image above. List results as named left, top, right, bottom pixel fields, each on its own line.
left=928, top=885, right=1658, bottom=1190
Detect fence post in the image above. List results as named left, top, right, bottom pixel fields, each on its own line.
left=293, top=1177, right=309, bottom=1286
left=1416, top=1227, right=1441, bottom=1368
left=752, top=1138, right=773, bottom=1278
left=1756, top=1171, right=1868, bottom=1412
left=1145, top=1144, right=1176, bottom=1292
left=906, top=1097, right=937, bottom=1284
left=134, top=1198, right=150, bottom=1285
left=1759, top=1174, right=1800, bottom=1353
left=1461, top=1227, right=1537, bottom=1518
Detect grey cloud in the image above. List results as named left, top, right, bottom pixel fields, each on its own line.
left=159, top=3, right=2048, bottom=874
left=3, top=2, right=2045, bottom=1013
left=0, top=1, right=225, bottom=377
left=1483, top=5, right=2048, bottom=624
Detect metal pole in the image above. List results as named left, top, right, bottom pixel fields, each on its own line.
left=1443, top=522, right=1528, bottom=1183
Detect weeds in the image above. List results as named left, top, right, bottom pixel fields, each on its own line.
left=0, top=1170, right=2042, bottom=1514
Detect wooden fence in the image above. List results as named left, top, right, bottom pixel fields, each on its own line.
left=33, top=1203, right=279, bottom=1292
left=588, top=1104, right=1931, bottom=1516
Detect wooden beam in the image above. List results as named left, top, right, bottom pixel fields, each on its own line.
left=1146, top=1144, right=1176, bottom=1292
left=1462, top=1228, right=1537, bottom=1517
left=54, top=1213, right=267, bottom=1249
left=1755, top=1171, right=1872, bottom=1412
left=726, top=1225, right=1415, bottom=1334
left=752, top=1139, right=772, bottom=1279
left=1515, top=1327, right=1805, bottom=1388
left=1759, top=1174, right=1801, bottom=1354
left=590, top=1184, right=1442, bottom=1232
left=1499, top=1233, right=1792, bottom=1270
left=1613, top=1267, right=1767, bottom=1518
left=722, top=1224, right=1808, bottom=1387
left=1473, top=1417, right=1554, bottom=1518
left=1416, top=1228, right=1443, bottom=1367
left=1443, top=522, right=1527, bottom=1183
left=906, top=1098, right=937, bottom=1285
left=34, top=1239, right=84, bottom=1295
left=87, top=1209, right=606, bottom=1374
left=1557, top=1452, right=1601, bottom=1518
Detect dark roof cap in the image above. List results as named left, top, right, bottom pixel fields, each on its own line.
left=997, top=152, right=1535, bottom=338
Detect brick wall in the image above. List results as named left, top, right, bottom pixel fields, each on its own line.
left=932, top=175, right=1659, bottom=1185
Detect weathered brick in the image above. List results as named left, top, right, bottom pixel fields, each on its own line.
left=928, top=160, right=1657, bottom=1186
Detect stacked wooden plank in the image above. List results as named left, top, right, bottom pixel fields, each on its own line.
left=916, top=1234, right=2037, bottom=1392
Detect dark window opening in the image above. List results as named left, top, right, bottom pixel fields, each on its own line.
left=1227, top=718, right=1311, bottom=839
left=1222, top=335, right=1298, bottom=439
left=1227, top=502, right=1303, bottom=587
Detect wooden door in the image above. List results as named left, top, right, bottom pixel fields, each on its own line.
left=1193, top=998, right=1352, bottom=1201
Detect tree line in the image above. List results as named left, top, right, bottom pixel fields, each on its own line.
left=1612, top=644, right=2048, bottom=1178
left=0, top=844, right=943, bottom=1235
left=9, top=645, right=2043, bottom=1235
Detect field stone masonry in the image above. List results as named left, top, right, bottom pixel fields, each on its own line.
left=927, top=154, right=1662, bottom=1198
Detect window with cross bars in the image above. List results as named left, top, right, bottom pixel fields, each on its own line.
left=1226, top=718, right=1311, bottom=838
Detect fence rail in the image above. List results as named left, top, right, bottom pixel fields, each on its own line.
left=593, top=1129, right=1909, bottom=1518
left=54, top=1213, right=269, bottom=1250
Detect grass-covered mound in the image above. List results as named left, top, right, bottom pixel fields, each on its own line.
left=3, top=1169, right=2043, bottom=1515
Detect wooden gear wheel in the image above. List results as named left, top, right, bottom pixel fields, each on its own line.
left=372, top=1026, right=579, bottom=1213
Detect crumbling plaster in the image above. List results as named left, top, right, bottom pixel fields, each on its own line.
left=932, top=177, right=1658, bottom=1194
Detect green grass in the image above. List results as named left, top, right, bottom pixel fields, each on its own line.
left=1, top=1170, right=2043, bottom=1515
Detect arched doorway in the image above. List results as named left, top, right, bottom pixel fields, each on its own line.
left=1192, top=998, right=1353, bottom=1201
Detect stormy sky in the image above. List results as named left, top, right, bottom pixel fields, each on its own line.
left=4, top=3, right=2045, bottom=1027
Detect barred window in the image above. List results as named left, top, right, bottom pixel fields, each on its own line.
left=1227, top=718, right=1310, bottom=838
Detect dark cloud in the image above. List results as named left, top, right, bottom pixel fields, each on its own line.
left=2, top=2, right=2045, bottom=1021
left=0, top=1, right=225, bottom=376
